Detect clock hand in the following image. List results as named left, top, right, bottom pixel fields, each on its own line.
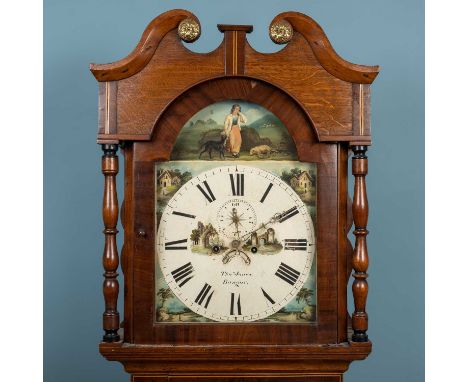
left=218, top=207, right=257, bottom=264
left=236, top=212, right=245, bottom=227
left=272, top=206, right=298, bottom=223
left=239, top=206, right=299, bottom=244
left=240, top=213, right=278, bottom=243
left=258, top=206, right=298, bottom=226
left=231, top=208, right=242, bottom=239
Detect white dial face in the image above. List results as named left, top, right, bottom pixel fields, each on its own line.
left=157, top=165, right=316, bottom=322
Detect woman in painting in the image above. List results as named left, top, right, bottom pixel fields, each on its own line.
left=224, top=104, right=247, bottom=158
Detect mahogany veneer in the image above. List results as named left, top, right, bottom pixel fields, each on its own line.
left=90, top=9, right=379, bottom=382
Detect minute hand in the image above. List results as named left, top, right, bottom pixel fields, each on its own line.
left=240, top=206, right=299, bottom=243
left=275, top=206, right=299, bottom=223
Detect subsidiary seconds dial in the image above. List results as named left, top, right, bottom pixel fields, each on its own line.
left=157, top=165, right=316, bottom=322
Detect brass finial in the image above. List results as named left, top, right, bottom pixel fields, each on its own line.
left=269, top=20, right=293, bottom=44
left=178, top=18, right=201, bottom=43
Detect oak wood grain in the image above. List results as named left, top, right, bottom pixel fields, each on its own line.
left=90, top=9, right=200, bottom=81
left=218, top=24, right=252, bottom=75
left=270, top=12, right=379, bottom=84
left=91, top=10, right=378, bottom=144
left=90, top=9, right=378, bottom=380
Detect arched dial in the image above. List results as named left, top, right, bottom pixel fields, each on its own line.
left=157, top=165, right=316, bottom=322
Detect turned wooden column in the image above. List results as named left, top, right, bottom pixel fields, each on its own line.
left=351, top=145, right=369, bottom=342
left=101, top=144, right=120, bottom=342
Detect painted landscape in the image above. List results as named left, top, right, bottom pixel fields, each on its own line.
left=170, top=100, right=298, bottom=161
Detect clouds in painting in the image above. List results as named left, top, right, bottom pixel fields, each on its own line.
left=183, top=100, right=273, bottom=127
left=171, top=100, right=297, bottom=161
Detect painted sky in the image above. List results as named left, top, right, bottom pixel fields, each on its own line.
left=184, top=100, right=275, bottom=127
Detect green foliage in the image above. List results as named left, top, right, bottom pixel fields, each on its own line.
left=157, top=288, right=174, bottom=307
left=190, top=229, right=201, bottom=243
left=281, top=168, right=302, bottom=183
left=240, top=127, right=272, bottom=151
left=291, top=167, right=302, bottom=177
left=296, top=287, right=314, bottom=306
left=281, top=170, right=292, bottom=183
left=204, top=223, right=216, bottom=235
left=180, top=171, right=192, bottom=184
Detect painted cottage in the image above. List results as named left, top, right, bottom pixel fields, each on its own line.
left=290, top=171, right=314, bottom=191
left=157, top=170, right=181, bottom=188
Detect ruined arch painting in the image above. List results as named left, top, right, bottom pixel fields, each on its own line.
left=170, top=100, right=298, bottom=161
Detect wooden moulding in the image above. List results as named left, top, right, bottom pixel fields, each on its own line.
left=100, top=342, right=372, bottom=374
left=135, top=77, right=320, bottom=161
left=90, top=9, right=379, bottom=145
left=132, top=375, right=343, bottom=382
left=217, top=24, right=252, bottom=75
left=90, top=10, right=379, bottom=84
left=270, top=12, right=379, bottom=84
left=90, top=9, right=200, bottom=81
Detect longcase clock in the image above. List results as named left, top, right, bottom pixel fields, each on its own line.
left=90, top=9, right=379, bottom=382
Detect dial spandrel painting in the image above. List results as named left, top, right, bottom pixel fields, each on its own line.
left=155, top=101, right=317, bottom=324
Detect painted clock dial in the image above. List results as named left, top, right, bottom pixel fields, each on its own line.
left=157, top=164, right=316, bottom=322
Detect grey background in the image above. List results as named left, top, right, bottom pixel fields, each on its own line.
left=44, top=1, right=424, bottom=381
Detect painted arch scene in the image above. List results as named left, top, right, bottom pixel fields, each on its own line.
left=170, top=100, right=298, bottom=161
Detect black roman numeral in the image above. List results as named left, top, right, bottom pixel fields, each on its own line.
left=172, top=211, right=196, bottom=219
left=260, top=183, right=273, bottom=203
left=278, top=206, right=299, bottom=223
left=195, top=283, right=214, bottom=308
left=275, top=262, right=301, bottom=286
left=230, top=293, right=241, bottom=315
left=197, top=181, right=216, bottom=203
left=284, top=239, right=308, bottom=251
left=261, top=288, right=275, bottom=304
left=165, top=238, right=188, bottom=250
left=229, top=173, right=244, bottom=196
left=171, top=262, right=194, bottom=287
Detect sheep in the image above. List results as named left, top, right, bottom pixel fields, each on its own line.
left=249, top=145, right=277, bottom=158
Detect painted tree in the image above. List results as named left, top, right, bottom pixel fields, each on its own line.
left=291, top=168, right=302, bottom=177
left=157, top=288, right=174, bottom=308
left=296, top=287, right=314, bottom=306
left=181, top=171, right=192, bottom=184
left=190, top=229, right=201, bottom=245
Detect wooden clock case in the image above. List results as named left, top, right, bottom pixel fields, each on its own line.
left=90, top=9, right=379, bottom=382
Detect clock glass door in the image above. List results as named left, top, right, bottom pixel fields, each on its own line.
left=155, top=101, right=317, bottom=323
